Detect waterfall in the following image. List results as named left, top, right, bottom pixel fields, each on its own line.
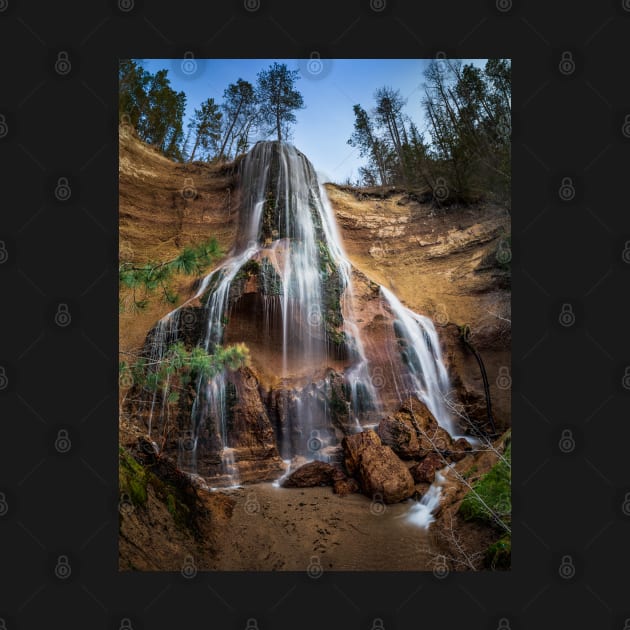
left=379, top=286, right=456, bottom=435
left=138, top=141, right=458, bottom=500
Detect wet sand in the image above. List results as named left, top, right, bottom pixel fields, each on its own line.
left=208, top=483, right=435, bottom=571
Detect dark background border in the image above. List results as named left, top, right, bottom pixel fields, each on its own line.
left=1, top=1, right=629, bottom=628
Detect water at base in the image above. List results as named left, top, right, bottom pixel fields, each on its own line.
left=405, top=469, right=449, bottom=528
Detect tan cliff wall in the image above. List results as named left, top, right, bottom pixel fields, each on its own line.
left=119, top=131, right=511, bottom=442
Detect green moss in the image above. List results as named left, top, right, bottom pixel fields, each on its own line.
left=329, top=382, right=349, bottom=416
left=119, top=448, right=148, bottom=506
left=166, top=493, right=176, bottom=515
left=224, top=380, right=238, bottom=431
left=118, top=446, right=200, bottom=534
left=262, top=189, right=277, bottom=241
left=260, top=257, right=282, bottom=296
left=317, top=239, right=334, bottom=272
left=459, top=441, right=511, bottom=528
left=325, top=327, right=346, bottom=347
left=235, top=258, right=261, bottom=281
left=157, top=486, right=190, bottom=528
left=485, top=534, right=511, bottom=570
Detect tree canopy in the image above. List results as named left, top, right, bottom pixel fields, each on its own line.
left=119, top=58, right=510, bottom=205
left=348, top=58, right=511, bottom=206
left=255, top=62, right=305, bottom=143
left=120, top=60, right=306, bottom=161
left=119, top=60, right=186, bottom=160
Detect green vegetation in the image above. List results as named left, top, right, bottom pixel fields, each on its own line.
left=119, top=447, right=148, bottom=506
left=485, top=534, right=511, bottom=570
left=186, top=97, right=223, bottom=162
left=255, top=62, right=305, bottom=143
left=218, top=79, right=257, bottom=160
left=329, top=381, right=349, bottom=418
left=119, top=238, right=221, bottom=311
left=120, top=59, right=305, bottom=162
left=119, top=446, right=194, bottom=530
left=459, top=440, right=511, bottom=527
left=458, top=436, right=511, bottom=569
left=236, top=258, right=261, bottom=279
left=348, top=59, right=511, bottom=206
left=120, top=341, right=250, bottom=394
left=119, top=60, right=186, bottom=160
left=259, top=258, right=282, bottom=296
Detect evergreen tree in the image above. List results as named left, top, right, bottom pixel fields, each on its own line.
left=118, top=60, right=186, bottom=161
left=373, top=87, right=409, bottom=185
left=218, top=79, right=257, bottom=160
left=120, top=341, right=250, bottom=398
left=119, top=59, right=151, bottom=129
left=255, top=62, right=305, bottom=142
left=422, top=58, right=511, bottom=202
left=347, top=104, right=389, bottom=186
left=187, top=98, right=222, bottom=162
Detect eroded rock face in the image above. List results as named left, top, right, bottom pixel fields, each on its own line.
left=132, top=364, right=286, bottom=486
left=342, top=430, right=415, bottom=504
left=326, top=184, right=511, bottom=435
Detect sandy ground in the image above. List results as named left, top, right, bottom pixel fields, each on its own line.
left=206, top=483, right=435, bottom=571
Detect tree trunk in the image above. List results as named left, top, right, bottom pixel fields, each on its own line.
left=189, top=133, right=200, bottom=162
left=276, top=108, right=282, bottom=142
left=218, top=98, right=244, bottom=160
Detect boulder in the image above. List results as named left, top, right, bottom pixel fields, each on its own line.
left=342, top=430, right=382, bottom=476
left=410, top=452, right=444, bottom=483
left=342, top=430, right=415, bottom=504
left=376, top=414, right=420, bottom=459
left=280, top=461, right=340, bottom=488
left=377, top=399, right=454, bottom=459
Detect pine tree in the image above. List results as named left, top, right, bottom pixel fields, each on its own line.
left=187, top=98, right=222, bottom=162
left=118, top=61, right=186, bottom=161
left=255, top=62, right=305, bottom=142
left=347, top=104, right=388, bottom=186
left=218, top=79, right=257, bottom=160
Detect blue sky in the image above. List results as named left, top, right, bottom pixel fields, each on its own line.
left=137, top=58, right=488, bottom=184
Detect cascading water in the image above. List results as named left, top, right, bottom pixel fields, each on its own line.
left=138, top=141, right=460, bottom=517
left=141, top=142, right=382, bottom=484
left=380, top=286, right=456, bottom=436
